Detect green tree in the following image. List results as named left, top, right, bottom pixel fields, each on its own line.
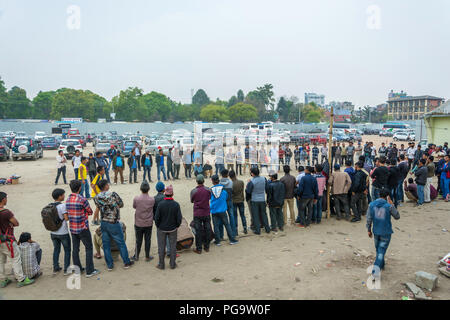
left=5, top=86, right=31, bottom=119
left=141, top=91, right=173, bottom=121
left=192, top=89, right=210, bottom=107
left=301, top=103, right=324, bottom=123
left=200, top=104, right=228, bottom=122
left=228, top=103, right=258, bottom=122
left=237, top=89, right=245, bottom=102
left=51, top=89, right=107, bottom=121
left=111, top=87, right=145, bottom=121
left=227, top=95, right=238, bottom=108
left=0, top=77, right=7, bottom=119
left=32, top=91, right=55, bottom=119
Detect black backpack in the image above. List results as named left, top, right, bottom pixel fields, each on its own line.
left=41, top=202, right=63, bottom=232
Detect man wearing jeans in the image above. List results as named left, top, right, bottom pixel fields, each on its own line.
left=155, top=149, right=168, bottom=181
left=296, top=166, right=318, bottom=227
left=127, top=150, right=138, bottom=184
left=190, top=175, right=212, bottom=254
left=246, top=167, right=271, bottom=235
left=141, top=150, right=153, bottom=182
left=366, top=188, right=400, bottom=279
left=50, top=188, right=71, bottom=275
left=210, top=175, right=238, bottom=246
left=230, top=170, right=247, bottom=234
left=415, top=159, right=428, bottom=206
left=94, top=179, right=133, bottom=271
left=66, top=180, right=100, bottom=278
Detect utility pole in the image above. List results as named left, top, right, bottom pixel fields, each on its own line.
left=327, top=105, right=334, bottom=219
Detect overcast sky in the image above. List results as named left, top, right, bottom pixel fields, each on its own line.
left=0, top=0, right=449, bottom=108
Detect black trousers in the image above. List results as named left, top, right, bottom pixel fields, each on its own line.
left=193, top=216, right=212, bottom=251
left=350, top=192, right=365, bottom=219
left=134, top=225, right=152, bottom=259
left=55, top=166, right=67, bottom=184
left=174, top=164, right=180, bottom=179
left=250, top=201, right=270, bottom=234
left=71, top=229, right=94, bottom=275
left=167, top=164, right=174, bottom=179
left=334, top=194, right=350, bottom=219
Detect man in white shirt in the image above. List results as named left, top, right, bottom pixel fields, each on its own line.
left=269, top=146, right=279, bottom=172
left=320, top=143, right=328, bottom=164
left=50, top=188, right=71, bottom=275
left=406, top=142, right=416, bottom=170
left=55, top=150, right=67, bottom=185
left=72, top=150, right=82, bottom=180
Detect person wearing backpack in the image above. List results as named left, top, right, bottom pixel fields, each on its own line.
left=48, top=189, right=71, bottom=275
left=0, top=192, right=35, bottom=288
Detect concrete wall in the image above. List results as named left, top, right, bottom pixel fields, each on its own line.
left=425, top=116, right=450, bottom=145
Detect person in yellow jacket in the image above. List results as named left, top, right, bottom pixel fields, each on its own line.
left=91, top=166, right=105, bottom=225
left=77, top=157, right=90, bottom=199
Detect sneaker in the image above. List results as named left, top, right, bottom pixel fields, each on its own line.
left=124, top=261, right=134, bottom=269
left=243, top=228, right=248, bottom=234
left=107, top=267, right=113, bottom=272
left=230, top=240, right=239, bottom=245
left=0, top=278, right=11, bottom=288
left=193, top=249, right=202, bottom=254
left=215, top=242, right=222, bottom=246
left=145, top=256, right=154, bottom=262
left=17, top=277, right=34, bottom=288
left=131, top=255, right=139, bottom=262
left=63, top=270, right=70, bottom=276
left=86, top=269, right=100, bottom=278
left=351, top=218, right=361, bottom=223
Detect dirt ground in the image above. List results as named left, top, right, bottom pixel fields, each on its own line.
left=0, top=135, right=449, bottom=300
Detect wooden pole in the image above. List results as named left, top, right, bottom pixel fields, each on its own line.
left=327, top=106, right=334, bottom=219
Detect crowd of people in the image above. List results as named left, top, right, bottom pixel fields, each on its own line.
left=1, top=138, right=449, bottom=288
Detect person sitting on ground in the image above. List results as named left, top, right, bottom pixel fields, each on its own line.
left=93, top=222, right=127, bottom=259
left=203, top=161, right=213, bottom=178
left=404, top=178, right=418, bottom=202
left=0, top=191, right=35, bottom=288
left=17, top=232, right=42, bottom=280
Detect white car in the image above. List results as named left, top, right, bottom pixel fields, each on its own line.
left=147, top=140, right=174, bottom=155
left=393, top=131, right=410, bottom=141
left=34, top=131, right=46, bottom=141
left=59, top=139, right=83, bottom=159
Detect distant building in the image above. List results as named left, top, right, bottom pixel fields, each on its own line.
left=424, top=100, right=450, bottom=145
left=376, top=103, right=387, bottom=112
left=305, top=93, right=325, bottom=106
left=387, top=95, right=445, bottom=121
left=388, top=90, right=408, bottom=99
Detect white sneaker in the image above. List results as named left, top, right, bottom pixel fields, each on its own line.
left=86, top=269, right=100, bottom=278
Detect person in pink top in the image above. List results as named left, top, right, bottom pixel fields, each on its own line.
left=132, top=181, right=155, bottom=262
left=312, top=164, right=327, bottom=224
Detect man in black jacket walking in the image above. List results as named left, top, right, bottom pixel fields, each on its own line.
left=350, top=162, right=368, bottom=222
left=266, top=172, right=286, bottom=232
left=154, top=185, right=182, bottom=270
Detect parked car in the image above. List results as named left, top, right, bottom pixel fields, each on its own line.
left=70, top=135, right=86, bottom=147
left=147, top=140, right=173, bottom=156
left=59, top=139, right=83, bottom=159
left=94, top=142, right=111, bottom=155
left=41, top=136, right=59, bottom=150
left=34, top=131, right=46, bottom=141
left=393, top=131, right=411, bottom=141
left=0, top=140, right=10, bottom=161
left=11, top=138, right=43, bottom=161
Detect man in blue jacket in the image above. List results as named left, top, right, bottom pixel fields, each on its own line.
left=210, top=175, right=238, bottom=246
left=296, top=166, right=318, bottom=227
left=366, top=188, right=400, bottom=277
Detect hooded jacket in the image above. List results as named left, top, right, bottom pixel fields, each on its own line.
left=210, top=184, right=228, bottom=214
left=366, top=198, right=400, bottom=236
left=94, top=191, right=124, bottom=223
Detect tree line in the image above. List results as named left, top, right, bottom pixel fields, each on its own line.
left=0, top=76, right=327, bottom=123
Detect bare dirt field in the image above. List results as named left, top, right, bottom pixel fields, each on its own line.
left=0, top=135, right=449, bottom=300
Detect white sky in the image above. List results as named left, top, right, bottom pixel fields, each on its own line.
left=0, top=0, right=449, bottom=108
